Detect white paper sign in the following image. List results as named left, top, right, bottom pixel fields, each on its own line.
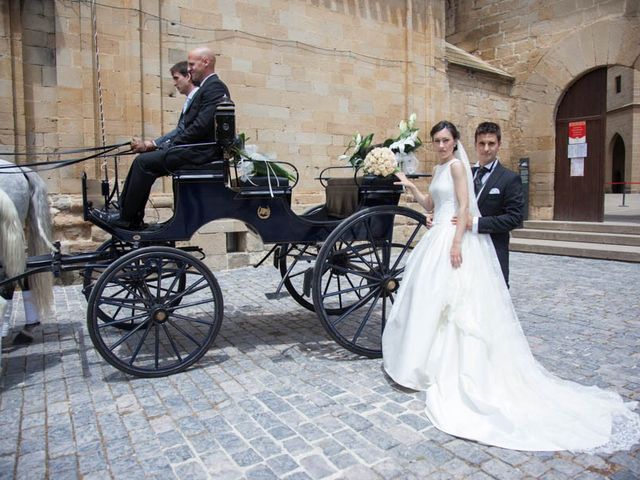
left=568, top=143, right=587, bottom=158
left=570, top=158, right=584, bottom=177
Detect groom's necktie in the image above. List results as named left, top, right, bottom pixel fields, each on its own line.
left=474, top=166, right=490, bottom=195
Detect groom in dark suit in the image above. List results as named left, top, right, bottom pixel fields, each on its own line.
left=457, top=122, right=524, bottom=287
left=108, top=46, right=231, bottom=229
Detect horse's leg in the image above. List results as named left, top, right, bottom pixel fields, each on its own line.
left=13, top=278, right=40, bottom=345
left=0, top=279, right=16, bottom=339
left=25, top=169, right=54, bottom=321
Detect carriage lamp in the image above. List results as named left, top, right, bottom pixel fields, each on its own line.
left=215, top=96, right=236, bottom=147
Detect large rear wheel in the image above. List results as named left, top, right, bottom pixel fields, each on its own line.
left=312, top=206, right=426, bottom=358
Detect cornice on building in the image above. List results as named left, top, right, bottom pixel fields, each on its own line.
left=445, top=42, right=515, bottom=82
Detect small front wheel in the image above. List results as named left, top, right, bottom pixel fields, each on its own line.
left=87, top=246, right=223, bottom=377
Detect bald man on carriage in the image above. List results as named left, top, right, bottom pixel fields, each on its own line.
left=96, top=46, right=232, bottom=230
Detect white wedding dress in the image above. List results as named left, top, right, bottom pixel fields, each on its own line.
left=382, top=157, right=640, bottom=452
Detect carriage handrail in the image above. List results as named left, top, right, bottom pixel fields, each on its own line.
left=317, top=165, right=361, bottom=188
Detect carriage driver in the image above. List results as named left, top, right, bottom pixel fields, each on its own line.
left=130, top=60, right=199, bottom=154
left=99, top=46, right=231, bottom=230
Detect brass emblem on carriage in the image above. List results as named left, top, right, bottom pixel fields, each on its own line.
left=257, top=206, right=271, bottom=219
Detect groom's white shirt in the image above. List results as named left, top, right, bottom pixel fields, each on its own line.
left=472, top=158, right=498, bottom=233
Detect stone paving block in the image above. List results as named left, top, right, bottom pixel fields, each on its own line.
left=282, top=471, right=313, bottom=480
left=299, top=454, right=337, bottom=479
left=282, top=436, right=313, bottom=456
left=173, top=460, right=209, bottom=480
left=244, top=464, right=279, bottom=480
left=610, top=469, right=640, bottom=480
left=164, top=444, right=194, bottom=464
left=1, top=255, right=639, bottom=479
left=481, top=457, right=524, bottom=479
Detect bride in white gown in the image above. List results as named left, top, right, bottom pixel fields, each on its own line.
left=382, top=120, right=640, bottom=452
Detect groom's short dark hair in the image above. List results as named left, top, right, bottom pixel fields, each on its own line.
left=475, top=122, right=501, bottom=143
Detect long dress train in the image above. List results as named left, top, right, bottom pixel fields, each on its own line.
left=382, top=158, right=640, bottom=452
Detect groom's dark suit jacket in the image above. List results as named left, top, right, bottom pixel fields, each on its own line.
left=474, top=162, right=524, bottom=286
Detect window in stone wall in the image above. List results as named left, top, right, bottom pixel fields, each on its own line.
left=615, top=75, right=622, bottom=94
left=226, top=232, right=247, bottom=253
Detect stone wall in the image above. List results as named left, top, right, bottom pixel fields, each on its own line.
left=2, top=0, right=637, bottom=273
left=447, top=0, right=640, bottom=218
left=0, top=0, right=449, bottom=270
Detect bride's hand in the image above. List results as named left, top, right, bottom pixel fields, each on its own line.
left=394, top=172, right=411, bottom=187
left=450, top=242, right=462, bottom=268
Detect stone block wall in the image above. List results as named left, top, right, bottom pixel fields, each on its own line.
left=0, top=0, right=449, bottom=272
left=447, top=0, right=640, bottom=218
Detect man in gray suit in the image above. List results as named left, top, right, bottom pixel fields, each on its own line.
left=130, top=61, right=199, bottom=153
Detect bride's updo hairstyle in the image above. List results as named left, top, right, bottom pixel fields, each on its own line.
left=430, top=120, right=460, bottom=151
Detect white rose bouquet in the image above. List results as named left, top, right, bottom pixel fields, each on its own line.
left=363, top=147, right=398, bottom=177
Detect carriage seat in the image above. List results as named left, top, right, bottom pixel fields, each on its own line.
left=325, top=177, right=358, bottom=218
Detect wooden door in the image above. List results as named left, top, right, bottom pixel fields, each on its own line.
left=554, top=68, right=606, bottom=221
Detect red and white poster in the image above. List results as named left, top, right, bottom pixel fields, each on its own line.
left=568, top=121, right=586, bottom=144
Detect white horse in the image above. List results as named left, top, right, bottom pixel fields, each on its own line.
left=0, top=158, right=55, bottom=344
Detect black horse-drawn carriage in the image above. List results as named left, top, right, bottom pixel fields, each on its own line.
left=3, top=104, right=428, bottom=377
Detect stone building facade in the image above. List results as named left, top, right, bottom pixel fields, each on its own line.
left=1, top=0, right=638, bottom=267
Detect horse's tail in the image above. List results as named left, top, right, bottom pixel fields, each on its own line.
left=0, top=187, right=26, bottom=279
left=25, top=171, right=54, bottom=319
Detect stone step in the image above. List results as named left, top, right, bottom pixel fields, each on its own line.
left=523, top=220, right=640, bottom=235
left=512, top=228, right=640, bottom=246
left=510, top=238, right=640, bottom=262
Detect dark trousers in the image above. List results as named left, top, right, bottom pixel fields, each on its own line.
left=119, top=150, right=169, bottom=223
left=119, top=146, right=219, bottom=222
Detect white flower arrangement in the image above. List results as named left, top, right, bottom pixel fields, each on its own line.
left=363, top=147, right=398, bottom=177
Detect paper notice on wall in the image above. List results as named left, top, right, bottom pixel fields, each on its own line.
left=568, top=121, right=586, bottom=144
left=568, top=143, right=587, bottom=158
left=570, top=158, right=584, bottom=177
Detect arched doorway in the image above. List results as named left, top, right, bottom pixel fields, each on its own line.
left=611, top=134, right=625, bottom=194
left=554, top=68, right=606, bottom=221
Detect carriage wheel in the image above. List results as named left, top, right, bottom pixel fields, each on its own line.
left=83, top=239, right=186, bottom=330
left=87, top=246, right=223, bottom=377
left=312, top=206, right=426, bottom=358
left=278, top=243, right=320, bottom=312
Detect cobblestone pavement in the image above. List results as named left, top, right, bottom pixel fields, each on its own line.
left=1, top=252, right=639, bottom=480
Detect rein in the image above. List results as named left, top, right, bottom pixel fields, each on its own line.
left=0, top=143, right=132, bottom=173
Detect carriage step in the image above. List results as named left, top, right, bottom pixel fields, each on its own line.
left=265, top=291, right=290, bottom=300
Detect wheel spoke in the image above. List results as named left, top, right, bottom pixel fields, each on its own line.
left=165, top=317, right=204, bottom=348
left=170, top=312, right=217, bottom=326
left=321, top=282, right=373, bottom=298
left=154, top=323, right=160, bottom=369
left=161, top=323, right=183, bottom=363
left=324, top=262, right=379, bottom=281
left=128, top=320, right=153, bottom=366
left=168, top=297, right=217, bottom=311
left=107, top=318, right=151, bottom=351
left=97, top=311, right=150, bottom=329
left=363, top=220, right=384, bottom=270
left=351, top=287, right=383, bottom=343
left=327, top=287, right=379, bottom=327
left=390, top=223, right=423, bottom=272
